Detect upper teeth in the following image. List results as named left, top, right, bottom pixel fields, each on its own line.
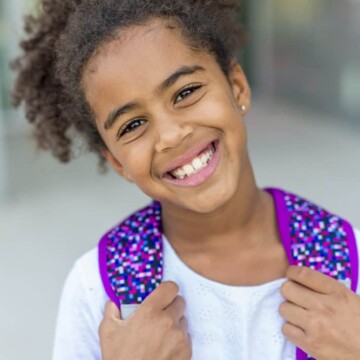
left=170, top=145, right=215, bottom=179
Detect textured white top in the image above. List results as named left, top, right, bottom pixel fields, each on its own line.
left=52, top=228, right=360, bottom=360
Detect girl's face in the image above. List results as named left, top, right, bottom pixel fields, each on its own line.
left=82, top=20, right=251, bottom=214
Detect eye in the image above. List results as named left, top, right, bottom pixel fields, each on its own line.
left=117, top=118, right=147, bottom=138
left=175, top=84, right=203, bottom=103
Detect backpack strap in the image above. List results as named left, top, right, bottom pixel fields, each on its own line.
left=98, top=201, right=163, bottom=312
left=266, top=188, right=358, bottom=360
left=98, top=188, right=358, bottom=358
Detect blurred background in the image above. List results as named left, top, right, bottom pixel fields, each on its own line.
left=0, top=0, right=359, bottom=359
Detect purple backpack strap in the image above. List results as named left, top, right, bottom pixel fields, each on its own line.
left=98, top=201, right=163, bottom=309
left=99, top=188, right=358, bottom=359
left=266, top=188, right=358, bottom=360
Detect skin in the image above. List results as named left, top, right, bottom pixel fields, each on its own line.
left=99, top=282, right=192, bottom=360
left=82, top=19, right=360, bottom=360
left=83, top=19, right=285, bottom=284
left=280, top=266, right=360, bottom=359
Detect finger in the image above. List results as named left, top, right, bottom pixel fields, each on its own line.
left=104, top=301, right=121, bottom=321
left=179, top=316, right=188, bottom=332
left=280, top=280, right=319, bottom=309
left=286, top=266, right=338, bottom=294
left=282, top=322, right=308, bottom=351
left=279, top=301, right=309, bottom=330
left=142, top=281, right=179, bottom=311
left=164, top=295, right=186, bottom=322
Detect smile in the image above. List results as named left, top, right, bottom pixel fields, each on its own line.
left=169, top=143, right=215, bottom=179
left=163, top=140, right=220, bottom=187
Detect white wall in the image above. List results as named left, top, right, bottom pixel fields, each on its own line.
left=0, top=109, right=8, bottom=202
left=0, top=0, right=33, bottom=203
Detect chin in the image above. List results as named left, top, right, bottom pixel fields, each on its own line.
left=180, top=186, right=236, bottom=214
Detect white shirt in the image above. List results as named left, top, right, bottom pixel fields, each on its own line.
left=52, top=228, right=360, bottom=360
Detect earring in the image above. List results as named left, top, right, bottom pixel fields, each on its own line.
left=241, top=105, right=247, bottom=111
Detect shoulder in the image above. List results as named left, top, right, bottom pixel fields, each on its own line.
left=354, top=227, right=360, bottom=254
left=354, top=227, right=360, bottom=258
left=352, top=228, right=360, bottom=295
left=73, top=247, right=99, bottom=280
left=69, top=247, right=106, bottom=302
left=62, top=247, right=99, bottom=288
left=354, top=228, right=360, bottom=238
left=59, top=247, right=107, bottom=315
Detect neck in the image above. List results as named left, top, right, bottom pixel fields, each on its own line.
left=161, top=155, right=275, bottom=254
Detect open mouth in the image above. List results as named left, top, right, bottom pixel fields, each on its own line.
left=164, top=140, right=219, bottom=181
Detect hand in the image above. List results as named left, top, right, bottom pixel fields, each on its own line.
left=99, top=281, right=192, bottom=360
left=279, top=266, right=360, bottom=360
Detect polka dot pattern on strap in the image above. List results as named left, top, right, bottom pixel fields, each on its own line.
left=105, top=201, right=163, bottom=304
left=284, top=191, right=351, bottom=282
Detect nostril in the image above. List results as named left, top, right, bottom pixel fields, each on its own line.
left=155, top=128, right=193, bottom=153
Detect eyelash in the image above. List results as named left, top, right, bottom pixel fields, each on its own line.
left=118, top=118, right=147, bottom=138
left=174, top=84, right=203, bottom=103
left=117, top=84, right=203, bottom=139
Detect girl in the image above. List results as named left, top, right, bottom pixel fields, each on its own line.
left=12, top=0, right=360, bottom=359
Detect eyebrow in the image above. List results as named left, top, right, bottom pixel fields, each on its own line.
left=104, top=102, right=139, bottom=130
left=104, top=65, right=205, bottom=130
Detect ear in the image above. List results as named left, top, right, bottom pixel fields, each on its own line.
left=101, top=149, right=134, bottom=183
left=228, top=59, right=252, bottom=114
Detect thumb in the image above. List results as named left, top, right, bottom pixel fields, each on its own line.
left=104, top=301, right=121, bottom=321
left=142, top=281, right=179, bottom=311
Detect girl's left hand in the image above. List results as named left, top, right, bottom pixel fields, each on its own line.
left=279, top=265, right=360, bottom=360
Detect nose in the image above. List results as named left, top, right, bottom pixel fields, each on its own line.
left=154, top=114, right=194, bottom=153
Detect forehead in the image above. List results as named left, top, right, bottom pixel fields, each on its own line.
left=82, top=20, right=216, bottom=98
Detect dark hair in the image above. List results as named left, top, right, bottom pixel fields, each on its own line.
left=12, top=0, right=245, bottom=166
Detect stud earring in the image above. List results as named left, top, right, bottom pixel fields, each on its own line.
left=241, top=105, right=247, bottom=111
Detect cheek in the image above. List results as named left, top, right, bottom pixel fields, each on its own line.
left=204, top=91, right=248, bottom=153
left=119, top=142, right=153, bottom=178
left=194, top=90, right=242, bottom=128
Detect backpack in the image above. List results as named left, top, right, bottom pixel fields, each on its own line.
left=98, top=187, right=358, bottom=360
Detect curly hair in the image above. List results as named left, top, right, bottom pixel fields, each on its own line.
left=12, top=0, right=245, bottom=166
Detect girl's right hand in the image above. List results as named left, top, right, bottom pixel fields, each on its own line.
left=99, top=281, right=192, bottom=360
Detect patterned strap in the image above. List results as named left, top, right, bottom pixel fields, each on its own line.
left=98, top=201, right=163, bottom=307
left=266, top=188, right=358, bottom=360
left=99, top=188, right=358, bottom=359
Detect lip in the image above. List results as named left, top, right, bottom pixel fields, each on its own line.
left=161, top=138, right=218, bottom=176
left=162, top=140, right=221, bottom=187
